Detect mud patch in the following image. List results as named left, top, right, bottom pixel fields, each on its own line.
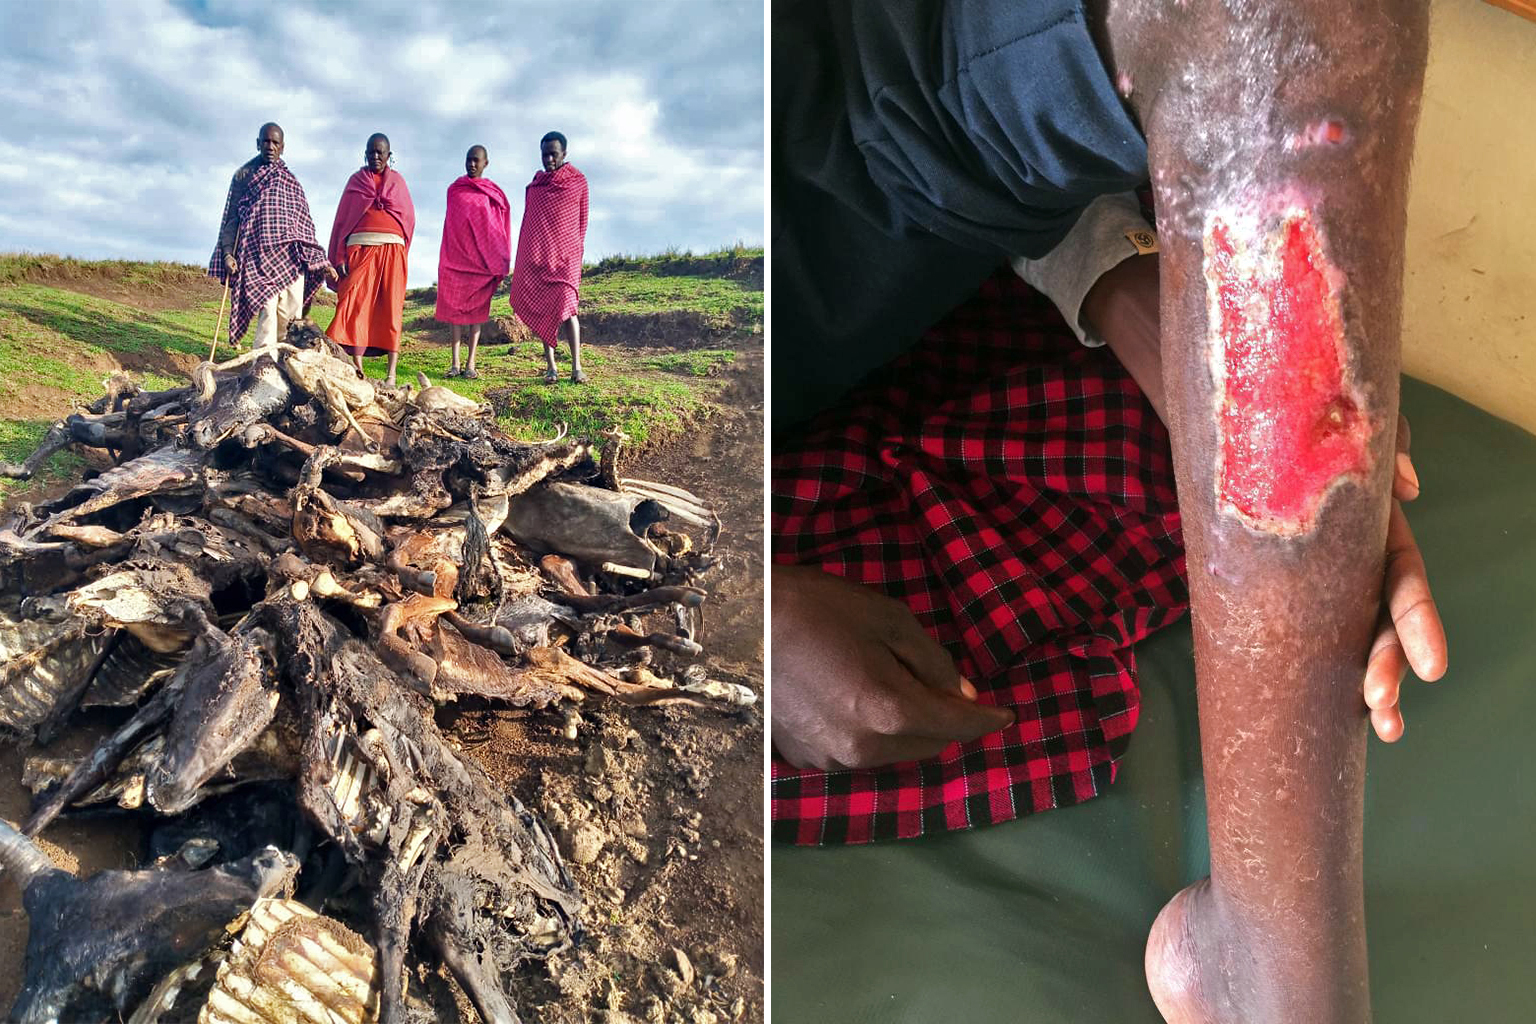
left=457, top=350, right=764, bottom=1023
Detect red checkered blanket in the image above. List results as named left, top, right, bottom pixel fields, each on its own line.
left=771, top=270, right=1188, bottom=844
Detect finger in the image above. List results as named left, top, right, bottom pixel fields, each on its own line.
left=884, top=617, right=970, bottom=698
left=1393, top=414, right=1419, bottom=502
left=1363, top=615, right=1409, bottom=712
left=894, top=675, right=1015, bottom=743
left=1383, top=501, right=1448, bottom=681
left=860, top=733, right=963, bottom=769
left=1371, top=703, right=1405, bottom=743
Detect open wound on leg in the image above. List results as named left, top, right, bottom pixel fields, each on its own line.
left=1205, top=208, right=1370, bottom=535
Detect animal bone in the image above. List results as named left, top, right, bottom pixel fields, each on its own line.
left=1, top=818, right=299, bottom=1024
left=196, top=897, right=380, bottom=1024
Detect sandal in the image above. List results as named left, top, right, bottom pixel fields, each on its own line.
left=463, top=368, right=479, bottom=380
left=544, top=369, right=559, bottom=384
left=571, top=370, right=589, bottom=384
left=445, top=366, right=463, bottom=378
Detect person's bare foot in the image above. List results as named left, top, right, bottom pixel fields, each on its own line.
left=1145, top=880, right=1370, bottom=1024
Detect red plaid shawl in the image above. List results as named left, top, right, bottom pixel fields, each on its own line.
left=207, top=160, right=329, bottom=344
left=509, top=163, right=588, bottom=347
left=771, top=271, right=1188, bottom=844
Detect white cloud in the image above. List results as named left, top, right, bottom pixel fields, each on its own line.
left=0, top=0, right=763, bottom=286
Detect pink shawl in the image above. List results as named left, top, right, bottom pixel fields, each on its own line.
left=328, top=167, right=416, bottom=270
left=509, top=163, right=589, bottom=346
left=439, top=176, right=511, bottom=279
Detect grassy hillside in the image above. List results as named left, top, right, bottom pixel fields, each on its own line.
left=0, top=250, right=760, bottom=498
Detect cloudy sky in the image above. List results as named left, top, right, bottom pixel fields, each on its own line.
left=0, top=0, right=764, bottom=286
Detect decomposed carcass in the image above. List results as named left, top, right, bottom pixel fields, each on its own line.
left=0, top=319, right=750, bottom=1022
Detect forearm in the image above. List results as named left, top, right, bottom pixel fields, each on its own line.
left=218, top=210, right=239, bottom=256
left=1081, top=252, right=1164, bottom=421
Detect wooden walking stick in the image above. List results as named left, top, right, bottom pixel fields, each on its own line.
left=209, top=237, right=240, bottom=361
left=208, top=275, right=230, bottom=361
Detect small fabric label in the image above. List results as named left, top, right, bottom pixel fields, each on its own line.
left=1126, top=229, right=1159, bottom=255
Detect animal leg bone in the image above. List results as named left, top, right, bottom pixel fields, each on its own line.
left=0, top=421, right=72, bottom=480
left=318, top=375, right=379, bottom=453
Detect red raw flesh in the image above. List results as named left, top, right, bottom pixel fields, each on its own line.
left=1208, top=213, right=1369, bottom=532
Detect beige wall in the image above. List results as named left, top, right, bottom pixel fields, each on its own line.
left=1403, top=0, right=1536, bottom=433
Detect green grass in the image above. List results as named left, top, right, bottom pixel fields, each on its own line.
left=584, top=243, right=762, bottom=278
left=638, top=349, right=737, bottom=377
left=576, top=271, right=760, bottom=329
left=0, top=282, right=223, bottom=359
left=0, top=419, right=85, bottom=498
left=0, top=253, right=758, bottom=499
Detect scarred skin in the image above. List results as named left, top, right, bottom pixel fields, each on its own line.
left=772, top=1, right=1443, bottom=1016
left=1085, top=0, right=1432, bottom=1019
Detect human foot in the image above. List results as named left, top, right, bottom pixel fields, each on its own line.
left=571, top=370, right=588, bottom=384
left=1145, top=879, right=1370, bottom=1024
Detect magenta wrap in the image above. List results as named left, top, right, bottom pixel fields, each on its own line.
left=435, top=175, right=511, bottom=324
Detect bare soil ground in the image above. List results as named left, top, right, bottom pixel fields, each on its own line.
left=0, top=283, right=763, bottom=1022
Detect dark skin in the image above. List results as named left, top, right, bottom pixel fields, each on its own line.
left=538, top=137, right=585, bottom=383
left=773, top=268, right=1442, bottom=773
left=1099, top=1, right=1433, bottom=1020
left=225, top=125, right=339, bottom=287
left=339, top=134, right=400, bottom=385
left=776, top=2, right=1446, bottom=1018
left=772, top=565, right=1013, bottom=770
left=447, top=146, right=503, bottom=378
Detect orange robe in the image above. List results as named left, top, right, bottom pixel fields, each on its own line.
left=329, top=205, right=407, bottom=356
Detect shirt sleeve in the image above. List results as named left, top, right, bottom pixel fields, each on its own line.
left=1010, top=191, right=1156, bottom=348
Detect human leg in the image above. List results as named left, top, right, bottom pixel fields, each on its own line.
left=1084, top=2, right=1431, bottom=1020
left=272, top=273, right=304, bottom=344
left=464, top=323, right=481, bottom=375
left=449, top=324, right=463, bottom=375
left=566, top=316, right=585, bottom=383
left=251, top=289, right=282, bottom=350
left=544, top=340, right=559, bottom=383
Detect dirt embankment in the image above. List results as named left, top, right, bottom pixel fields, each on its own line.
left=402, top=306, right=760, bottom=353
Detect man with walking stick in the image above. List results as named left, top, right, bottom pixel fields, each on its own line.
left=209, top=123, right=337, bottom=352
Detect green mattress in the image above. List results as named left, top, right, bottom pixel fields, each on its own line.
left=770, top=376, right=1536, bottom=1023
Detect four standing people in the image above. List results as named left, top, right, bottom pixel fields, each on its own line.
left=214, top=127, right=594, bottom=387
left=435, top=145, right=511, bottom=379
left=326, top=133, right=416, bottom=386
left=208, top=123, right=337, bottom=349
left=510, top=131, right=591, bottom=384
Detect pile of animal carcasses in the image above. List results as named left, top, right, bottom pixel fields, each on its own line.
left=0, top=319, right=751, bottom=1024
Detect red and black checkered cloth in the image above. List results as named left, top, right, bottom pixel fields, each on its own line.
left=771, top=270, right=1189, bottom=844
